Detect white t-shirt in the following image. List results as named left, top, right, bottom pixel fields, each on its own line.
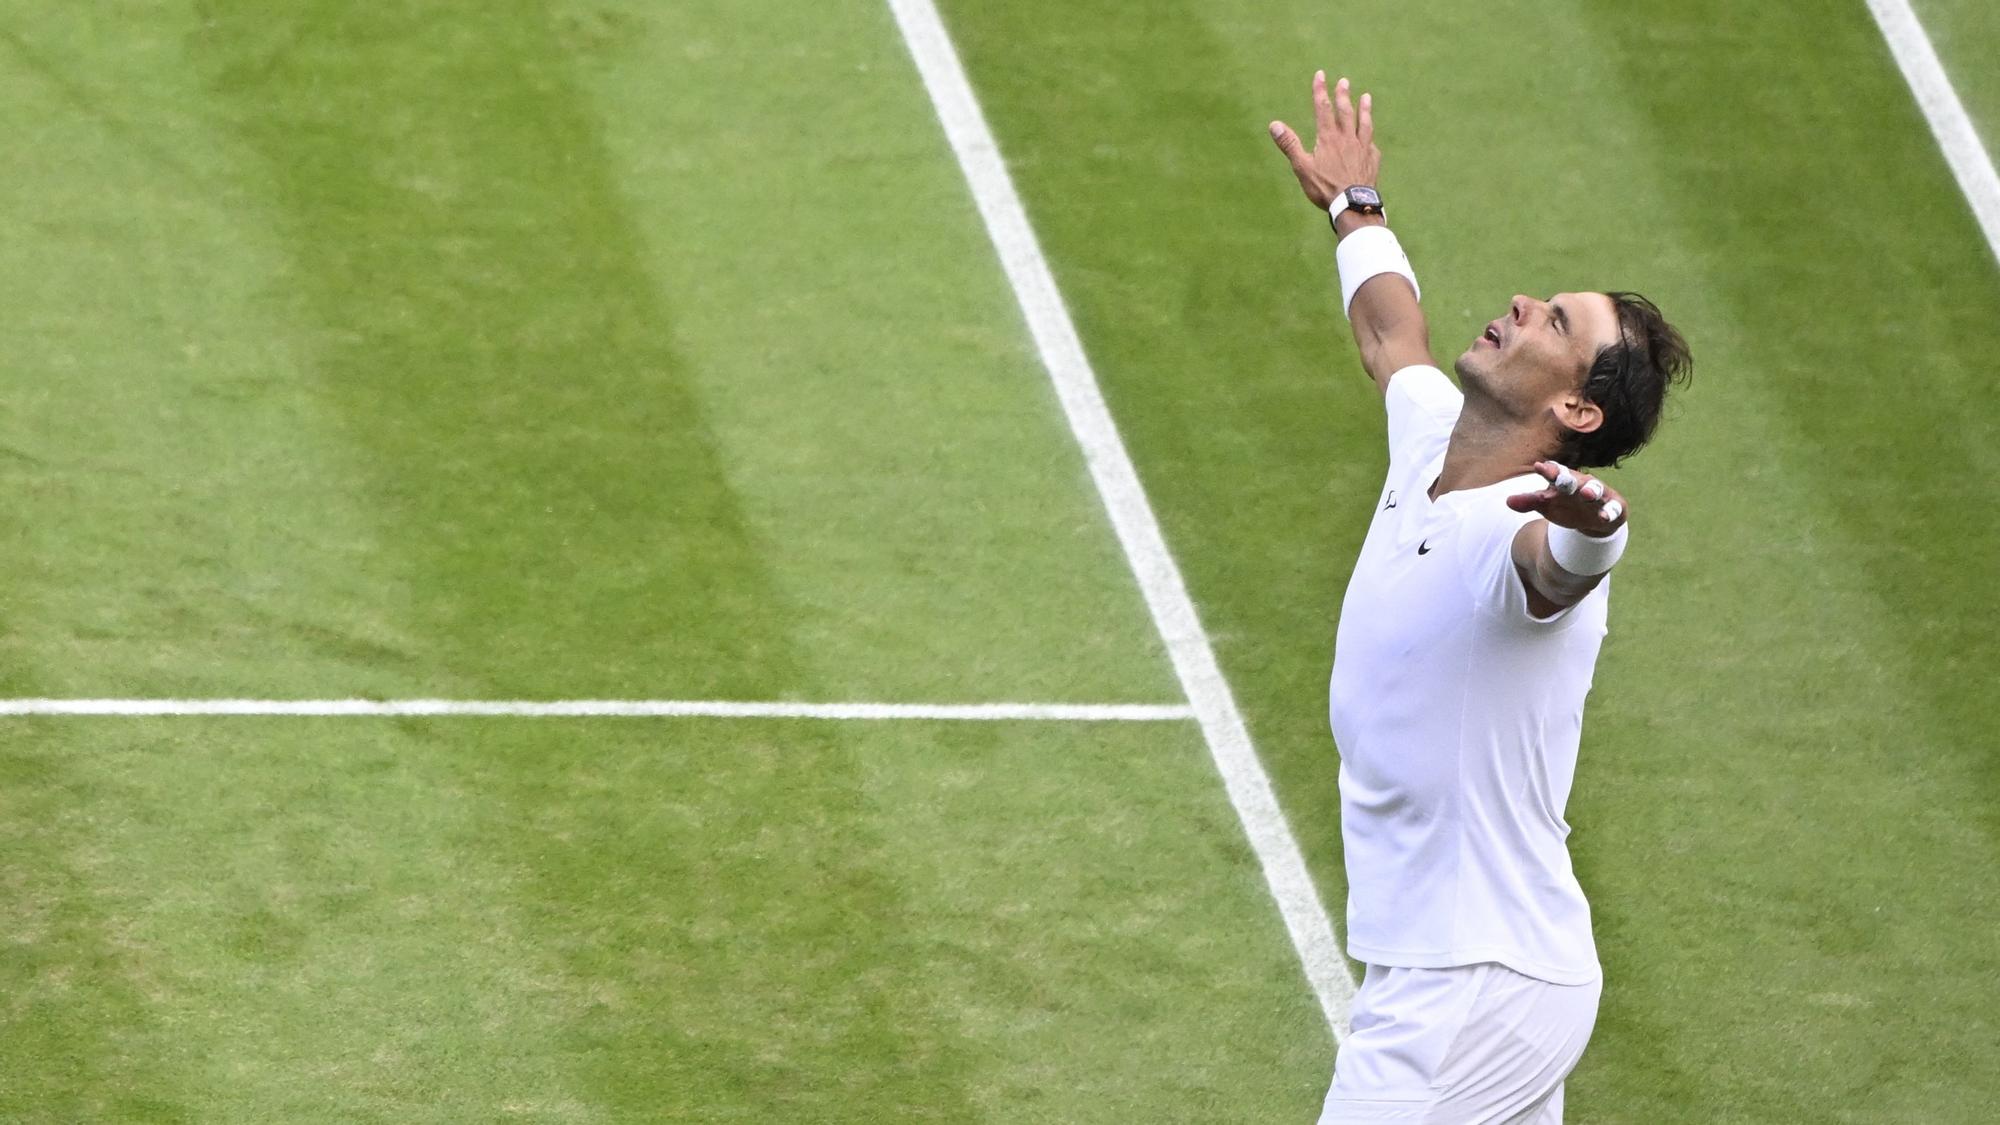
left=1328, top=365, right=1607, bottom=986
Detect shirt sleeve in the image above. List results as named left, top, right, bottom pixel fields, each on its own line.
left=1451, top=484, right=1593, bottom=627
left=1383, top=365, right=1463, bottom=468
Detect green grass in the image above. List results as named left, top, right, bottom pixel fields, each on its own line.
left=1, top=719, right=1325, bottom=1121
left=1, top=0, right=1997, bottom=1121
left=1916, top=0, right=2000, bottom=155
left=943, top=0, right=2000, bottom=1118
left=0, top=0, right=1173, bottom=703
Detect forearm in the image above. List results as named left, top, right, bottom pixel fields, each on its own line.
left=1525, top=535, right=1607, bottom=606
left=1509, top=516, right=1624, bottom=615
left=1267, top=71, right=1434, bottom=387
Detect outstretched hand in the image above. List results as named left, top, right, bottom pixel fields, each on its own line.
left=1507, top=461, right=1628, bottom=535
left=1269, top=70, right=1380, bottom=211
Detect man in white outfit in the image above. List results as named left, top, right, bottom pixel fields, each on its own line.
left=1267, top=70, right=1693, bottom=1123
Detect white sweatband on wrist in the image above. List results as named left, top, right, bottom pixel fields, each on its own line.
left=1546, top=521, right=1628, bottom=577
left=1334, top=224, right=1421, bottom=319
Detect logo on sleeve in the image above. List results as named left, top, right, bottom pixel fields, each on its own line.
left=1383, top=490, right=1398, bottom=510
left=1417, top=539, right=1432, bottom=555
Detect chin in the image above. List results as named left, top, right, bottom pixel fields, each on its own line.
left=1455, top=352, right=1512, bottom=407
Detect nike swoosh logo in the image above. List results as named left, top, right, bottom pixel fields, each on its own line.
left=1384, top=490, right=1398, bottom=510
left=1417, top=540, right=1432, bottom=555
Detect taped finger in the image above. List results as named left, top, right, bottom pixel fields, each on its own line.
left=1580, top=478, right=1606, bottom=501
left=1600, top=498, right=1625, bottom=523
left=1552, top=467, right=1580, bottom=496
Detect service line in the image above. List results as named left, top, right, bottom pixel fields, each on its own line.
left=0, top=699, right=1196, bottom=721
left=883, top=0, right=1357, bottom=1037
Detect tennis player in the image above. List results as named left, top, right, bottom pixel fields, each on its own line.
left=1268, top=70, right=1692, bottom=1123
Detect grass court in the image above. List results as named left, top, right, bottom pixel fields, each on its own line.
left=0, top=0, right=1995, bottom=1120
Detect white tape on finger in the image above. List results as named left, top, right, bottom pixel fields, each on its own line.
left=1581, top=479, right=1606, bottom=501
left=1600, top=499, right=1625, bottom=523
left=1553, top=468, right=1580, bottom=496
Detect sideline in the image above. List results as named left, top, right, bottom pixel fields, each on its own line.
left=1865, top=0, right=2000, bottom=265
left=883, top=0, right=1357, bottom=1038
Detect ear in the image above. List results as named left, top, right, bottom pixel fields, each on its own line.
left=1550, top=395, right=1604, bottom=436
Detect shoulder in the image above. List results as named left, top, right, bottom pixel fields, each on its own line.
left=1385, top=365, right=1461, bottom=420
left=1384, top=365, right=1461, bottom=464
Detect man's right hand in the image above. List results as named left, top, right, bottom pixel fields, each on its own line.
left=1269, top=71, right=1381, bottom=214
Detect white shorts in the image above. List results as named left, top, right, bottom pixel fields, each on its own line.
left=1317, top=962, right=1600, bottom=1124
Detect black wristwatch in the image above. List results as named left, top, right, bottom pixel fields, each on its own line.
left=1328, top=185, right=1385, bottom=228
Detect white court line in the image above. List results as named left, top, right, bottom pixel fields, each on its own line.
left=1865, top=0, right=2000, bottom=265
left=0, top=699, right=1195, bottom=720
left=884, top=0, right=1356, bottom=1037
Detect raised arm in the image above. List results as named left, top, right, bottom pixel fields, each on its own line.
left=1270, top=72, right=1433, bottom=395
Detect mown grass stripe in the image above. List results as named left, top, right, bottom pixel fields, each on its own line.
left=884, top=0, right=1357, bottom=1038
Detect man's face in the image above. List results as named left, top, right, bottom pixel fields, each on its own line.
left=1454, top=292, right=1622, bottom=423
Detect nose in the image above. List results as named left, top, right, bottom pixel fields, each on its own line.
left=1510, top=294, right=1531, bottom=323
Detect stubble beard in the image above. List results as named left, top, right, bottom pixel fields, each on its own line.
left=1454, top=352, right=1541, bottom=425
left=1454, top=350, right=1497, bottom=401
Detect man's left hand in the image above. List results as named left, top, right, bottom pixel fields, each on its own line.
left=1507, top=461, right=1627, bottom=535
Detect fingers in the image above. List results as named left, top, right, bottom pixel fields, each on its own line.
left=1269, top=120, right=1325, bottom=203
left=1507, top=488, right=1558, bottom=513
left=1269, top=120, right=1307, bottom=167
left=1530, top=461, right=1627, bottom=525
left=1269, top=121, right=1319, bottom=198
left=1533, top=460, right=1591, bottom=498
left=1533, top=460, right=1583, bottom=496
left=1334, top=75, right=1355, bottom=133
left=1312, top=70, right=1336, bottom=139
left=1312, top=71, right=1366, bottom=139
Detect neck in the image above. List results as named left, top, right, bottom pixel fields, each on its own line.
left=1430, top=395, right=1548, bottom=499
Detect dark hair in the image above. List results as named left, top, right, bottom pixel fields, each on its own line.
left=1555, top=292, right=1692, bottom=469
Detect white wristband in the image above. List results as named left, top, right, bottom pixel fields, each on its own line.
left=1546, top=521, right=1628, bottom=577
left=1334, top=224, right=1421, bottom=318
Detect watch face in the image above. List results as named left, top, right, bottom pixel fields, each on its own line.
left=1348, top=185, right=1383, bottom=210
